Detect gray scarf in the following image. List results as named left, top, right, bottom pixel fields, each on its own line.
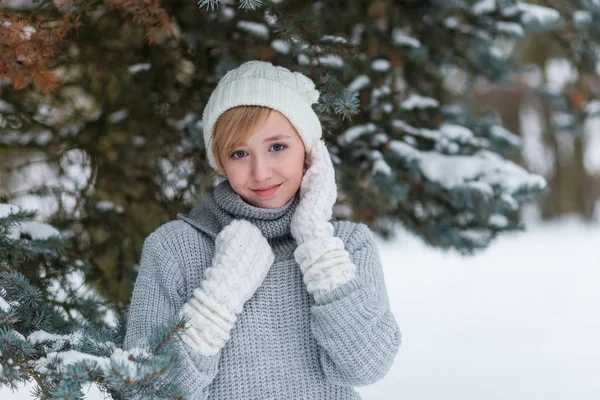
left=177, top=180, right=300, bottom=243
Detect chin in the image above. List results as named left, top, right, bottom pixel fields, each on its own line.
left=245, top=188, right=296, bottom=209
left=251, top=196, right=289, bottom=209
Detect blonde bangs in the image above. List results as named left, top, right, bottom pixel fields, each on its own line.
left=211, top=106, right=272, bottom=173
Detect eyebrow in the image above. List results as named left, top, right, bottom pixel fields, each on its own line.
left=263, top=134, right=291, bottom=142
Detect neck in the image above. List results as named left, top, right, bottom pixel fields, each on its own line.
left=179, top=180, right=300, bottom=245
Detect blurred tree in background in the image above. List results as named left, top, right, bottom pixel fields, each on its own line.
left=3, top=0, right=600, bottom=398
left=474, top=0, right=600, bottom=221
left=6, top=0, right=600, bottom=307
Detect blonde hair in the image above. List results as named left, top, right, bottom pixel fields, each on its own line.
left=211, top=106, right=272, bottom=174
left=211, top=106, right=311, bottom=175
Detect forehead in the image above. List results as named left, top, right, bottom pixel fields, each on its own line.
left=243, top=110, right=302, bottom=144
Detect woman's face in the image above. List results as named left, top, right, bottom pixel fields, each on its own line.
left=221, top=110, right=306, bottom=209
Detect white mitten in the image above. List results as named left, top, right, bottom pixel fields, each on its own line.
left=291, top=141, right=356, bottom=298
left=178, top=219, right=274, bottom=356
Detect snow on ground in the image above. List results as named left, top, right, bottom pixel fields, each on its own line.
left=2, top=216, right=599, bottom=399
left=358, top=215, right=600, bottom=400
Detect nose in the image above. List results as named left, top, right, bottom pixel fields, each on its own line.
left=250, top=154, right=273, bottom=182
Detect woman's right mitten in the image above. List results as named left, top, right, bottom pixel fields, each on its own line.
left=178, top=219, right=274, bottom=356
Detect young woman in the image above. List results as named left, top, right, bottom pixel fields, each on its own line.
left=123, top=60, right=401, bottom=399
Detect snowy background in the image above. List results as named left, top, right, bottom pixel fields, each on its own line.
left=2, top=11, right=600, bottom=396
left=3, top=214, right=599, bottom=399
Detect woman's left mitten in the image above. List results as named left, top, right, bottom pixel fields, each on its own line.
left=290, top=141, right=356, bottom=298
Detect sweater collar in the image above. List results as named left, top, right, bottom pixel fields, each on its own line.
left=177, top=180, right=299, bottom=241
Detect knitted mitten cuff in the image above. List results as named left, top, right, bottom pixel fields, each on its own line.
left=293, top=235, right=356, bottom=298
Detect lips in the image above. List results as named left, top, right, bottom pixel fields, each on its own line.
left=252, top=184, right=281, bottom=198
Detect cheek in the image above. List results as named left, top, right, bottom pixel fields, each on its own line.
left=286, top=152, right=305, bottom=187
left=223, top=163, right=246, bottom=191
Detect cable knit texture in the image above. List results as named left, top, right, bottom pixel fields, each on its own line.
left=178, top=219, right=274, bottom=356
left=123, top=180, right=401, bottom=399
left=291, top=141, right=357, bottom=299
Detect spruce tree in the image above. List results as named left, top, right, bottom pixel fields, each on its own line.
left=0, top=204, right=194, bottom=399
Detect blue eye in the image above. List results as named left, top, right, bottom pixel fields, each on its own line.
left=231, top=150, right=247, bottom=159
left=271, top=143, right=286, bottom=152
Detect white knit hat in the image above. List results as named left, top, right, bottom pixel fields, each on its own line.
left=202, top=60, right=322, bottom=170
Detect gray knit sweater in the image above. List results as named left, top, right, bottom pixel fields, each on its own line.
left=123, top=180, right=401, bottom=399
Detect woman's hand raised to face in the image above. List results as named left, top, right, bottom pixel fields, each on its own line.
left=290, top=140, right=338, bottom=245
left=290, top=141, right=356, bottom=299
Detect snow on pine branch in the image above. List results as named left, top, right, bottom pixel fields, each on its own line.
left=26, top=330, right=181, bottom=396
left=392, top=28, right=421, bottom=48
left=298, top=54, right=345, bottom=68
left=518, top=3, right=561, bottom=30
left=387, top=142, right=546, bottom=202
left=0, top=290, right=10, bottom=312
left=33, top=343, right=149, bottom=379
left=472, top=0, right=496, bottom=15
left=371, top=59, right=391, bottom=72
left=488, top=125, right=522, bottom=148
left=0, top=204, right=21, bottom=219
left=1, top=203, right=60, bottom=240
left=347, top=75, right=370, bottom=92
left=128, top=63, right=151, bottom=74
left=420, top=150, right=546, bottom=194
left=237, top=21, right=269, bottom=39
left=392, top=120, right=487, bottom=153
left=370, top=150, right=392, bottom=177
left=338, top=123, right=378, bottom=145
left=400, top=94, right=440, bottom=110
left=392, top=119, right=438, bottom=141
left=8, top=221, right=60, bottom=240
left=494, top=21, right=524, bottom=38
left=321, top=35, right=349, bottom=45
left=573, top=10, right=593, bottom=27
left=271, top=39, right=290, bottom=54
left=437, top=124, right=486, bottom=153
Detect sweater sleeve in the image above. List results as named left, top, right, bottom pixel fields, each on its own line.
left=123, top=229, right=220, bottom=399
left=309, top=223, right=401, bottom=387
